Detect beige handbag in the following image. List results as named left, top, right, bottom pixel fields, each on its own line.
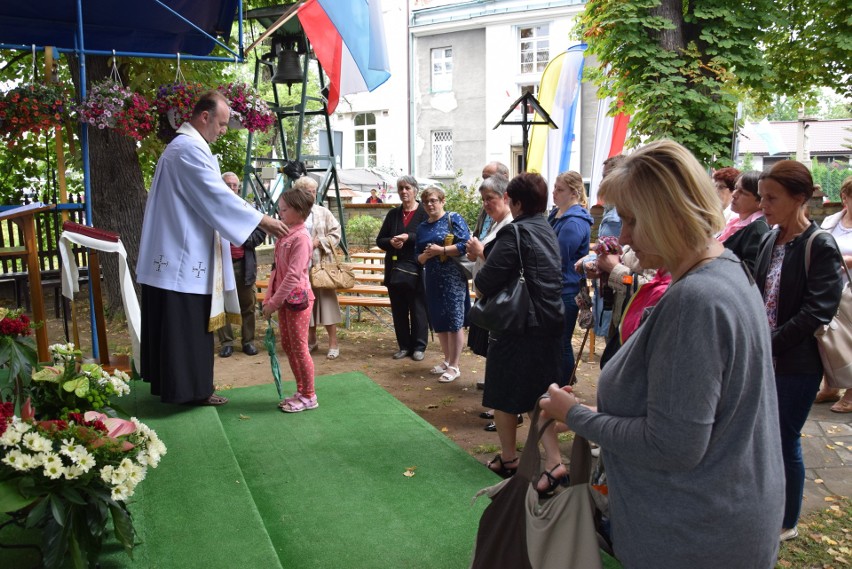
left=805, top=231, right=852, bottom=388
left=309, top=249, right=355, bottom=290
left=470, top=400, right=604, bottom=569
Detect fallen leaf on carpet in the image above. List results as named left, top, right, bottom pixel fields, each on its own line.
left=239, top=414, right=250, bottom=421
left=403, top=466, right=417, bottom=478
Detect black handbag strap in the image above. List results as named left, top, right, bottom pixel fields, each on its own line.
left=517, top=397, right=592, bottom=486
left=510, top=223, right=525, bottom=279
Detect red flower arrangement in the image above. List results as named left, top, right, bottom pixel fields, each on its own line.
left=154, top=82, right=205, bottom=129
left=0, top=83, right=68, bottom=147
left=74, top=79, right=155, bottom=141
left=0, top=312, right=31, bottom=337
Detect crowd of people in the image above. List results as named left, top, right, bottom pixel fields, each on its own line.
left=138, top=91, right=850, bottom=568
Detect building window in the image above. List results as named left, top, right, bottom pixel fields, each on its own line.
left=519, top=25, right=550, bottom=74
left=431, top=47, right=453, bottom=92
left=354, top=112, right=377, bottom=168
left=431, top=130, right=453, bottom=176
left=518, top=83, right=540, bottom=114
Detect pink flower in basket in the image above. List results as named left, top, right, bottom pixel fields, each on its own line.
left=218, top=82, right=275, bottom=133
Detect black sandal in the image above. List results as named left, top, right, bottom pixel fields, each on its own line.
left=486, top=454, right=519, bottom=479
left=536, top=464, right=569, bottom=498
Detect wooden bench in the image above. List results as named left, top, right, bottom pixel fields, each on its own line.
left=344, top=262, right=385, bottom=273
left=349, top=252, right=385, bottom=263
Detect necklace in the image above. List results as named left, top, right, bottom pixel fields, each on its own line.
left=401, top=208, right=416, bottom=226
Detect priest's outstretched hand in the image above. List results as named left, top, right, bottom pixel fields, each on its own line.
left=260, top=215, right=289, bottom=239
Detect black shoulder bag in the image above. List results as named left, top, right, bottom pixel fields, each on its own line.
left=467, top=224, right=531, bottom=334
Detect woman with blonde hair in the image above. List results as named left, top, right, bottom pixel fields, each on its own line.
left=547, top=170, right=592, bottom=384
left=542, top=140, right=784, bottom=568
left=292, top=176, right=343, bottom=360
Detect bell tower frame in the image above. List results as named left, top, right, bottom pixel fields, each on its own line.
left=244, top=5, right=347, bottom=253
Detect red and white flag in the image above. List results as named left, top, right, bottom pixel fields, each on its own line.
left=298, top=0, right=391, bottom=114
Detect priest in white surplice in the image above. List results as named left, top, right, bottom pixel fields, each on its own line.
left=137, top=91, right=287, bottom=405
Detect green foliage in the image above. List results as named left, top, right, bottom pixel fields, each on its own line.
left=442, top=171, right=481, bottom=230
left=575, top=0, right=852, bottom=167
left=811, top=161, right=852, bottom=202
left=346, top=214, right=382, bottom=249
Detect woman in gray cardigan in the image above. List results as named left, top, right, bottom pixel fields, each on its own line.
left=542, top=140, right=784, bottom=569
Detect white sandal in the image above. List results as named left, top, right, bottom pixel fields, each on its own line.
left=430, top=361, right=449, bottom=375
left=438, top=365, right=460, bottom=383
left=327, top=348, right=340, bottom=360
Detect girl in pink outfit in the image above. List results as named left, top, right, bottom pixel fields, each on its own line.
left=262, top=186, right=318, bottom=413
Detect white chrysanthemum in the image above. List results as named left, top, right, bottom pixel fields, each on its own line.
left=43, top=460, right=66, bottom=480
left=0, top=429, right=22, bottom=447
left=1, top=449, right=26, bottom=471
left=100, top=465, right=115, bottom=484
left=23, top=432, right=52, bottom=453
left=64, top=464, right=85, bottom=480
left=18, top=452, right=38, bottom=471
left=73, top=449, right=95, bottom=473
left=29, top=452, right=46, bottom=468
left=126, top=463, right=146, bottom=486
left=59, top=438, right=79, bottom=457
left=11, top=419, right=32, bottom=435
left=111, top=484, right=131, bottom=501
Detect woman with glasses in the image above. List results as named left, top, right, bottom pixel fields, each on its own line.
left=415, top=186, right=471, bottom=383
left=376, top=176, right=430, bottom=361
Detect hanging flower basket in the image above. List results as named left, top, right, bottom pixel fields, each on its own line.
left=74, top=79, right=155, bottom=141
left=218, top=82, right=275, bottom=133
left=0, top=83, right=68, bottom=146
left=154, top=82, right=204, bottom=130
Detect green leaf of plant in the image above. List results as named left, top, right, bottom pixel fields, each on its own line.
left=0, top=479, right=38, bottom=514
left=110, top=503, right=136, bottom=557
left=49, top=494, right=67, bottom=527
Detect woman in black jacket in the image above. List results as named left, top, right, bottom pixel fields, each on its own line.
left=753, top=160, right=844, bottom=541
left=376, top=176, right=430, bottom=361
left=473, top=173, right=566, bottom=495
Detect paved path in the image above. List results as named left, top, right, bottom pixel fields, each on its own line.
left=801, top=400, right=851, bottom=514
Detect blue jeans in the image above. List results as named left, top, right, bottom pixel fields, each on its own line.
left=775, top=372, right=821, bottom=529
left=561, top=293, right=579, bottom=385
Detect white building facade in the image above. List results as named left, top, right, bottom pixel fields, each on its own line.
left=327, top=0, right=598, bottom=188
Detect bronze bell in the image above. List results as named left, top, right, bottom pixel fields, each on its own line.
left=271, top=49, right=303, bottom=92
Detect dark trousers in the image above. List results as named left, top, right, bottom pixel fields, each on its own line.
left=387, top=284, right=428, bottom=353
left=775, top=372, right=821, bottom=528
left=217, top=259, right=257, bottom=347
left=561, top=292, right=579, bottom=384
left=141, top=285, right=214, bottom=404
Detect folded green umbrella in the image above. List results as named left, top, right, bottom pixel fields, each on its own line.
left=264, top=318, right=283, bottom=399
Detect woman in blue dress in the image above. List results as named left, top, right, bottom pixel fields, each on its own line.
left=416, top=186, right=471, bottom=383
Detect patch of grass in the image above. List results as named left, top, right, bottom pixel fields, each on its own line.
left=440, top=396, right=455, bottom=406
left=557, top=431, right=575, bottom=443
left=472, top=444, right=500, bottom=455
left=776, top=497, right=851, bottom=568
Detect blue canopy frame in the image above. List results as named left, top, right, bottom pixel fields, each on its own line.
left=0, top=0, right=246, bottom=358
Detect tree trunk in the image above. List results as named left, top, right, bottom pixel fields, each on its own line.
left=650, top=0, right=686, bottom=52
left=67, top=55, right=147, bottom=318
